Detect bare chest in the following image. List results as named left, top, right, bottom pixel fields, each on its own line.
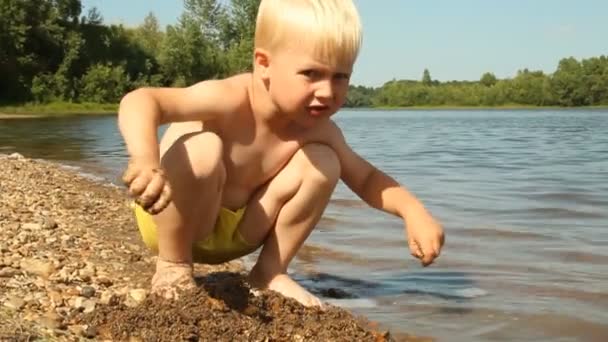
left=221, top=136, right=300, bottom=208
left=226, top=139, right=298, bottom=184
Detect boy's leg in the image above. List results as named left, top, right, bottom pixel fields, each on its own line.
left=238, top=143, right=341, bottom=307
left=150, top=128, right=225, bottom=297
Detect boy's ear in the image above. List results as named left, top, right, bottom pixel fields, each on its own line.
left=254, top=48, right=271, bottom=81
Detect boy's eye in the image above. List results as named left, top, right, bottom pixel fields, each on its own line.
left=334, top=73, right=350, bottom=81
left=301, top=69, right=321, bottom=78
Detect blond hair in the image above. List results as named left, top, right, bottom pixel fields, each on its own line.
left=254, top=0, right=363, bottom=67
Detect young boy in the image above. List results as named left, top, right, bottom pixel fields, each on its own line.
left=118, top=0, right=444, bottom=307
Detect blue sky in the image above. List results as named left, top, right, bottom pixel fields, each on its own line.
left=82, top=0, right=608, bottom=87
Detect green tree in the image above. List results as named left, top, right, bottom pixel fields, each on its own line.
left=220, top=0, right=260, bottom=74
left=158, top=17, right=218, bottom=86
left=79, top=63, right=130, bottom=103
left=480, top=72, right=497, bottom=87
left=134, top=13, right=164, bottom=57
left=183, top=0, right=226, bottom=43
left=551, top=57, right=586, bottom=106
left=0, top=0, right=78, bottom=101
left=511, top=69, right=549, bottom=105
left=422, top=68, right=432, bottom=86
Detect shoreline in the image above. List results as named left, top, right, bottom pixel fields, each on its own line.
left=2, top=103, right=607, bottom=120
left=0, top=152, right=425, bottom=341
left=0, top=111, right=116, bottom=119
left=0, top=102, right=117, bottom=119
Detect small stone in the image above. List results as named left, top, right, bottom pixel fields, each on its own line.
left=129, top=289, right=148, bottom=303
left=208, top=297, right=226, bottom=311
left=67, top=324, right=84, bottom=336
left=8, top=152, right=25, bottom=160
left=124, top=289, right=148, bottom=308
left=99, top=291, right=117, bottom=306
left=95, top=276, right=113, bottom=287
left=39, top=312, right=63, bottom=330
left=48, top=290, right=63, bottom=306
left=23, top=311, right=39, bottom=321
left=115, top=286, right=130, bottom=296
left=3, top=295, right=25, bottom=310
left=83, top=325, right=97, bottom=338
left=41, top=217, right=58, bottom=229
left=79, top=264, right=96, bottom=281
left=38, top=297, right=51, bottom=308
left=20, top=258, right=55, bottom=278
left=65, top=287, right=80, bottom=296
left=73, top=296, right=86, bottom=309
left=82, top=299, right=96, bottom=313
left=51, top=267, right=70, bottom=284
left=243, top=304, right=258, bottom=316
left=22, top=222, right=42, bottom=230
left=81, top=286, right=96, bottom=298
left=33, top=277, right=47, bottom=288
left=0, top=267, right=19, bottom=277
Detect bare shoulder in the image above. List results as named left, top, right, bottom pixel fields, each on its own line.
left=189, top=73, right=251, bottom=110
left=203, top=73, right=250, bottom=95
left=306, top=119, right=348, bottom=148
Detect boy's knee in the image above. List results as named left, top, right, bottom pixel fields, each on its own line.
left=163, top=132, right=226, bottom=186
left=298, top=143, right=341, bottom=186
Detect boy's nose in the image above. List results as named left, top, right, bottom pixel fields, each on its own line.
left=314, top=80, right=334, bottom=100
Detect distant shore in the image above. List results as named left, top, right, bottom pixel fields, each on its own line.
left=366, top=104, right=608, bottom=111
left=1, top=102, right=607, bottom=119
left=0, top=102, right=117, bottom=119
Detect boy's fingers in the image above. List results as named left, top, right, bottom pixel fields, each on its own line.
left=408, top=240, right=422, bottom=258
left=148, top=199, right=167, bottom=215
left=139, top=174, right=165, bottom=209
left=122, top=167, right=138, bottom=185
left=432, top=240, right=442, bottom=258
left=421, top=243, right=438, bottom=266
left=148, top=186, right=171, bottom=215
left=163, top=183, right=172, bottom=201
left=129, top=175, right=150, bottom=197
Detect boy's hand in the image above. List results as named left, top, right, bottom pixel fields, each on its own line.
left=404, top=207, right=445, bottom=267
left=122, top=159, right=172, bottom=215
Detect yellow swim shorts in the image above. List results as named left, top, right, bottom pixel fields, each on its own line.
left=133, top=203, right=258, bottom=264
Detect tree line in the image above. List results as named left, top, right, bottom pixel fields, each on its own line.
left=1, top=0, right=606, bottom=108
left=348, top=59, right=608, bottom=107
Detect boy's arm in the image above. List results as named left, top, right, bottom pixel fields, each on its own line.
left=324, top=122, right=445, bottom=266
left=118, top=75, right=248, bottom=165
left=118, top=75, right=249, bottom=213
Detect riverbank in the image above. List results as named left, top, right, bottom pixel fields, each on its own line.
left=2, top=102, right=607, bottom=120
left=0, top=102, right=117, bottom=119
left=0, top=153, right=428, bottom=341
left=366, top=104, right=608, bottom=110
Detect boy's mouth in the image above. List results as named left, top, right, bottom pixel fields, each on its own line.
left=307, top=105, right=330, bottom=117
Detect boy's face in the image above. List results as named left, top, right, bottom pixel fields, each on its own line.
left=259, top=44, right=353, bottom=127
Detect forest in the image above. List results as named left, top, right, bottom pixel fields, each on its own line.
left=1, top=0, right=607, bottom=109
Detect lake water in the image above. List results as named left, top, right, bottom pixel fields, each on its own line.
left=1, top=109, right=607, bottom=341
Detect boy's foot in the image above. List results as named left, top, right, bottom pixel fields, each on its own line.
left=151, top=259, right=196, bottom=300
left=249, top=271, right=324, bottom=308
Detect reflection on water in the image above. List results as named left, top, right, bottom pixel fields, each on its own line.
left=2, top=109, right=608, bottom=341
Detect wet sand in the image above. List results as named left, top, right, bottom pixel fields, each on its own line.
left=0, top=153, right=429, bottom=341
